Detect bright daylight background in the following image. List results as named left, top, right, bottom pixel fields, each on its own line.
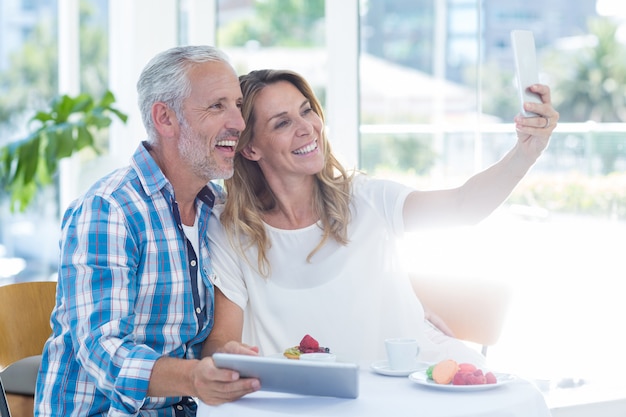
left=1, top=0, right=625, bottom=408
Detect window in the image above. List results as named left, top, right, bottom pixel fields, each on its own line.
left=0, top=0, right=109, bottom=282
left=360, top=0, right=626, bottom=403
left=216, top=0, right=327, bottom=102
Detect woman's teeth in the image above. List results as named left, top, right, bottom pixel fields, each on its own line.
left=293, top=141, right=318, bottom=155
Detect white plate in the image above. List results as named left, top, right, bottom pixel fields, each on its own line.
left=370, top=360, right=429, bottom=377
left=269, top=352, right=346, bottom=363
left=300, top=352, right=337, bottom=362
left=409, top=371, right=516, bottom=391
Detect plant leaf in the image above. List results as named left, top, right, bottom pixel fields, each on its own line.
left=70, top=93, right=94, bottom=114
left=110, top=108, right=129, bottom=123
left=44, top=130, right=59, bottom=175
left=76, top=124, right=94, bottom=150
left=31, top=111, right=54, bottom=124
left=17, top=135, right=41, bottom=185
left=98, top=90, right=116, bottom=107
left=11, top=180, right=37, bottom=213
left=53, top=95, right=75, bottom=123
left=55, top=126, right=75, bottom=159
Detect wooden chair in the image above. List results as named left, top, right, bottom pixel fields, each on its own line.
left=410, top=273, right=512, bottom=356
left=0, top=281, right=57, bottom=417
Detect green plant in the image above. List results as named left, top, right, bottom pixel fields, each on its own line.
left=0, top=90, right=127, bottom=212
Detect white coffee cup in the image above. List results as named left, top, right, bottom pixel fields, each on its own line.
left=385, top=338, right=420, bottom=370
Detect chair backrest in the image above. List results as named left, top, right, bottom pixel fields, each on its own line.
left=0, top=281, right=57, bottom=372
left=410, top=273, right=511, bottom=354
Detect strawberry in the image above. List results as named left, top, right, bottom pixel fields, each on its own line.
left=485, top=371, right=497, bottom=384
left=299, top=334, right=320, bottom=353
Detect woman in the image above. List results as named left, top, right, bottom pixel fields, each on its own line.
left=204, top=69, right=558, bottom=365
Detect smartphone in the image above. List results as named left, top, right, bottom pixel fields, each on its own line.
left=511, top=30, right=542, bottom=117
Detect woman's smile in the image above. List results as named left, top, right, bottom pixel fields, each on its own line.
left=292, top=139, right=318, bottom=155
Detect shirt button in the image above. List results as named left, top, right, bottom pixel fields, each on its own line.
left=176, top=405, right=183, bottom=410
left=190, top=260, right=197, bottom=267
left=196, top=307, right=201, bottom=314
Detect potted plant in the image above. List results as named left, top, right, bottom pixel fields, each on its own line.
left=0, top=90, right=127, bottom=212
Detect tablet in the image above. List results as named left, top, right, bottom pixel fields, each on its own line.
left=212, top=353, right=360, bottom=399
left=511, top=29, right=542, bottom=116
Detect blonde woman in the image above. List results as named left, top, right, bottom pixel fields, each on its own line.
left=204, top=69, right=558, bottom=365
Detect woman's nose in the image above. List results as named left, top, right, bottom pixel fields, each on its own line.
left=295, top=117, right=314, bottom=136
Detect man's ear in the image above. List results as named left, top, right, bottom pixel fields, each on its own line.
left=241, top=144, right=261, bottom=161
left=152, top=102, right=178, bottom=138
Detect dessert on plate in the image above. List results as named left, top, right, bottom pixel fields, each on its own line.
left=284, top=334, right=330, bottom=359
left=427, top=359, right=497, bottom=385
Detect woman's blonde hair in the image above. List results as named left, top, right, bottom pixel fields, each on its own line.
left=220, top=69, right=354, bottom=277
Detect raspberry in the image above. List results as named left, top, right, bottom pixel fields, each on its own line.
left=452, top=371, right=468, bottom=385
left=449, top=364, right=496, bottom=385
left=467, top=373, right=486, bottom=385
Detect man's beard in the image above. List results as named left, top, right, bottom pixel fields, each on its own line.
left=178, top=122, right=234, bottom=182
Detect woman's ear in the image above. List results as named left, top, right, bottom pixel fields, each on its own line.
left=241, top=144, right=261, bottom=161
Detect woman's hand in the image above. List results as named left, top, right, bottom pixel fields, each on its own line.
left=514, top=83, right=560, bottom=162
left=217, top=340, right=260, bottom=356
left=403, top=83, right=559, bottom=229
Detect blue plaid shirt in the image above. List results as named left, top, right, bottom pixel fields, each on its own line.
left=35, top=142, right=222, bottom=416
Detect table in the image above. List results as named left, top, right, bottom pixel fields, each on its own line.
left=198, top=367, right=552, bottom=417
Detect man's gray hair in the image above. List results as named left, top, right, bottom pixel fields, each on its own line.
left=137, top=45, right=233, bottom=141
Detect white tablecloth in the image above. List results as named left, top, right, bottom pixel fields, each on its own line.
left=198, top=367, right=552, bottom=417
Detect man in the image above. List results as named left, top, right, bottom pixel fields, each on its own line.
left=35, top=45, right=259, bottom=417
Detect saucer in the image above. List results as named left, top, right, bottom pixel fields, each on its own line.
left=370, top=360, right=429, bottom=377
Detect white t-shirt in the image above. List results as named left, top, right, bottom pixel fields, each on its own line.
left=209, top=175, right=484, bottom=365
left=182, top=214, right=204, bottom=309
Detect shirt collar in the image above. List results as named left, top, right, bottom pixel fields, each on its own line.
left=131, top=141, right=222, bottom=208
left=131, top=141, right=172, bottom=198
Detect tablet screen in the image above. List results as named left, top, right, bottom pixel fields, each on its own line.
left=213, top=353, right=360, bottom=399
